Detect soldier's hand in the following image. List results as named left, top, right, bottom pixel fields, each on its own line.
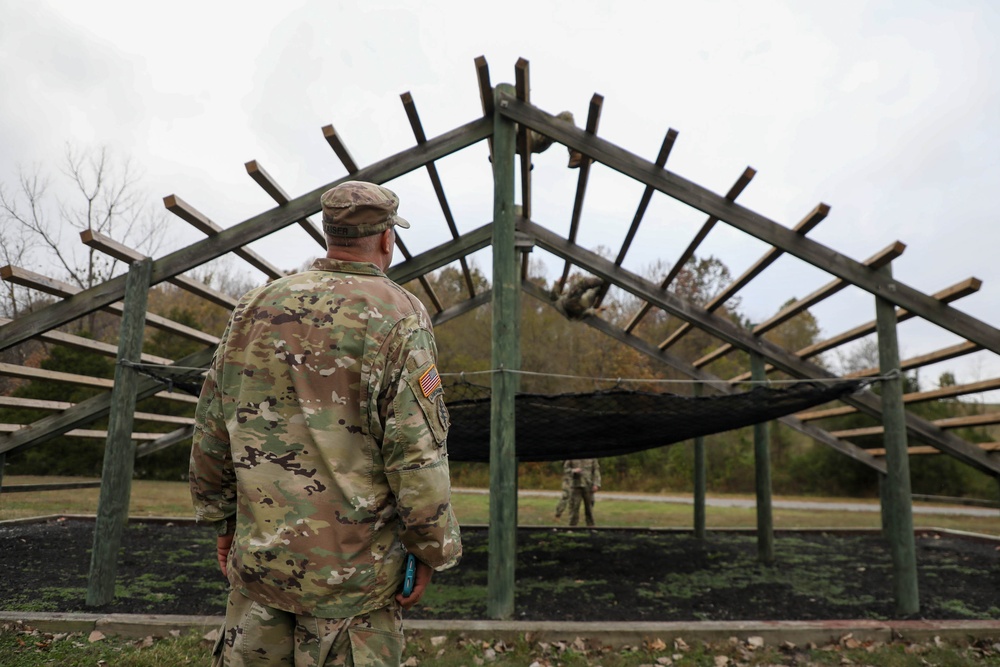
left=396, top=560, right=434, bottom=610
left=217, top=533, right=234, bottom=578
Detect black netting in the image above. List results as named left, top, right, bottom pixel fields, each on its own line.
left=443, top=379, right=866, bottom=462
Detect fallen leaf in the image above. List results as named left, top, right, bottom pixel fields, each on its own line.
left=713, top=655, right=729, bottom=667
left=674, top=638, right=689, bottom=652
left=88, top=630, right=105, bottom=643
left=430, top=635, right=447, bottom=647
left=747, top=636, right=764, bottom=649
left=203, top=629, right=220, bottom=642
left=656, top=658, right=673, bottom=666
left=647, top=638, right=667, bottom=651
left=402, top=657, right=419, bottom=667
left=169, top=629, right=181, bottom=638
left=782, top=640, right=797, bottom=650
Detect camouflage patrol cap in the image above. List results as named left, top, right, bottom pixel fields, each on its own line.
left=320, top=181, right=411, bottom=238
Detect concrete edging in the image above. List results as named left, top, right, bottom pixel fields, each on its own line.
left=2, top=612, right=999, bottom=647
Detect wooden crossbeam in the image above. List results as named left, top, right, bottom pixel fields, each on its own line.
left=0, top=345, right=216, bottom=456
left=394, top=236, right=444, bottom=313
left=388, top=222, right=493, bottom=286
left=431, top=290, right=492, bottom=328
left=475, top=55, right=494, bottom=159
left=694, top=241, right=906, bottom=368
left=321, top=124, right=360, bottom=174
left=728, top=278, right=982, bottom=382
left=0, top=362, right=196, bottom=404
left=832, top=411, right=1000, bottom=439
left=0, top=396, right=194, bottom=425
left=867, top=442, right=1000, bottom=457
left=0, top=265, right=218, bottom=346
left=520, top=279, right=886, bottom=473
left=245, top=160, right=326, bottom=247
left=497, top=94, right=1000, bottom=356
left=658, top=203, right=829, bottom=351
left=556, top=94, right=603, bottom=292
left=0, top=317, right=172, bottom=366
left=163, top=195, right=285, bottom=279
left=796, top=377, right=1000, bottom=421
left=401, top=92, right=476, bottom=299
left=81, top=229, right=238, bottom=310
left=136, top=426, right=195, bottom=457
left=520, top=216, right=1000, bottom=475
left=0, top=423, right=168, bottom=441
left=624, top=166, right=756, bottom=334
left=0, top=116, right=492, bottom=353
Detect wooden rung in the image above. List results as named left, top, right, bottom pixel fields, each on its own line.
left=245, top=160, right=325, bottom=247
left=394, top=236, right=444, bottom=313
left=0, top=362, right=197, bottom=404
left=0, top=316, right=173, bottom=366
left=321, top=123, right=359, bottom=174
left=0, top=423, right=171, bottom=441
left=81, top=229, right=238, bottom=310
left=624, top=165, right=756, bottom=334
left=867, top=442, right=1000, bottom=457
left=475, top=55, right=494, bottom=116
left=164, top=195, right=284, bottom=279
left=0, top=396, right=194, bottom=425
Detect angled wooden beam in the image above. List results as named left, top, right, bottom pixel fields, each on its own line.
left=625, top=166, right=756, bottom=334
left=393, top=235, right=444, bottom=313
left=556, top=94, right=603, bottom=292
left=136, top=425, right=195, bottom=458
left=321, top=123, right=360, bottom=174
left=497, top=94, right=1000, bottom=355
left=797, top=377, right=1000, bottom=422
left=388, top=222, right=493, bottom=286
left=868, top=443, right=1000, bottom=457
left=831, top=411, right=1000, bottom=439
left=514, top=58, right=533, bottom=225
left=432, top=290, right=491, bottom=327
left=0, top=396, right=194, bottom=426
left=520, top=217, right=1000, bottom=475
left=594, top=128, right=679, bottom=308
left=0, top=345, right=215, bottom=456
left=0, top=362, right=197, bottom=404
left=163, top=195, right=285, bottom=279
left=695, top=241, right=906, bottom=368
left=0, top=317, right=172, bottom=366
left=0, top=266, right=218, bottom=346
left=0, top=116, right=493, bottom=352
left=401, top=91, right=476, bottom=298
left=245, top=160, right=326, bottom=248
left=475, top=55, right=494, bottom=159
left=658, top=202, right=828, bottom=351
left=521, top=279, right=886, bottom=473
left=731, top=290, right=983, bottom=382
left=80, top=229, right=238, bottom=310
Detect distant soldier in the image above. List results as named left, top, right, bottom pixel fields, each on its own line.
left=553, top=463, right=573, bottom=520
left=565, top=458, right=601, bottom=527
left=552, top=276, right=605, bottom=321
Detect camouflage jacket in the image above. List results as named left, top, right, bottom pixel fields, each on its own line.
left=563, top=459, right=601, bottom=488
left=189, top=258, right=462, bottom=618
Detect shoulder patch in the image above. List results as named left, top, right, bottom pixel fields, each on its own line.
left=419, top=364, right=444, bottom=401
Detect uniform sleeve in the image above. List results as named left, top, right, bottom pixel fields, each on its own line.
left=189, top=338, right=237, bottom=537
left=381, top=324, right=462, bottom=572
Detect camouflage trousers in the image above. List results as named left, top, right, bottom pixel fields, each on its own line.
left=213, top=589, right=404, bottom=666
left=568, top=486, right=595, bottom=526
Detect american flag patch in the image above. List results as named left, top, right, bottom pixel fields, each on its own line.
left=419, top=365, right=443, bottom=399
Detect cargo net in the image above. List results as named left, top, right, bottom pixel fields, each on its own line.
left=441, top=374, right=870, bottom=462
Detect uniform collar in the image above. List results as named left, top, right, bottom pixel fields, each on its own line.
left=310, top=257, right=386, bottom=277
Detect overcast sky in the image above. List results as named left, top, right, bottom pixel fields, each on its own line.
left=2, top=0, right=999, bottom=388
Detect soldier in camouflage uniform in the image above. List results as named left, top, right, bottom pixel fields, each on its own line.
left=553, top=463, right=572, bottom=520
left=190, top=181, right=462, bottom=666
left=565, top=458, right=601, bottom=527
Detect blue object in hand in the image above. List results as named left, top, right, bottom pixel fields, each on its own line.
left=402, top=553, right=416, bottom=597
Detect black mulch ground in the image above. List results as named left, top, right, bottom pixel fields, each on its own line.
left=1, top=518, right=998, bottom=622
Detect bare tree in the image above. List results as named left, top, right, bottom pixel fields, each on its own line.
left=0, top=144, right=166, bottom=318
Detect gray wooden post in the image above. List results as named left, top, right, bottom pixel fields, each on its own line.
left=874, top=263, right=920, bottom=615
left=750, top=352, right=774, bottom=565
left=86, top=258, right=152, bottom=607
left=693, top=383, right=707, bottom=539
left=487, top=82, right=519, bottom=620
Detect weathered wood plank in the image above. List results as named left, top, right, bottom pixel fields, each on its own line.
left=0, top=396, right=194, bottom=425
left=624, top=167, right=755, bottom=333
left=0, top=424, right=168, bottom=439
left=393, top=236, right=444, bottom=313
left=0, top=362, right=197, bottom=404
left=245, top=160, right=326, bottom=247
left=556, top=94, right=603, bottom=292
left=694, top=242, right=905, bottom=368
left=0, top=116, right=492, bottom=352
left=400, top=91, right=476, bottom=298
left=80, top=229, right=238, bottom=310
left=488, top=83, right=518, bottom=621
left=497, top=94, right=1000, bottom=354
left=321, top=123, right=360, bottom=174
left=0, top=317, right=173, bottom=366
left=521, top=217, right=1000, bottom=475
left=751, top=352, right=774, bottom=565
left=431, top=290, right=491, bottom=327
left=515, top=58, right=532, bottom=222
left=388, top=223, right=493, bottom=286
left=869, top=443, right=1000, bottom=456
left=135, top=426, right=194, bottom=457
left=1, top=265, right=218, bottom=346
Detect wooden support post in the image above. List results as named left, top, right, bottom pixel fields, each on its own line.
left=750, top=352, right=774, bottom=565
left=488, top=83, right=519, bottom=620
left=86, top=258, right=152, bottom=607
left=0, top=453, right=5, bottom=489
left=693, top=383, right=706, bottom=539
left=874, top=263, right=920, bottom=616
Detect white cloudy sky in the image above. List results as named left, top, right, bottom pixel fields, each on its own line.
left=2, top=0, right=999, bottom=387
